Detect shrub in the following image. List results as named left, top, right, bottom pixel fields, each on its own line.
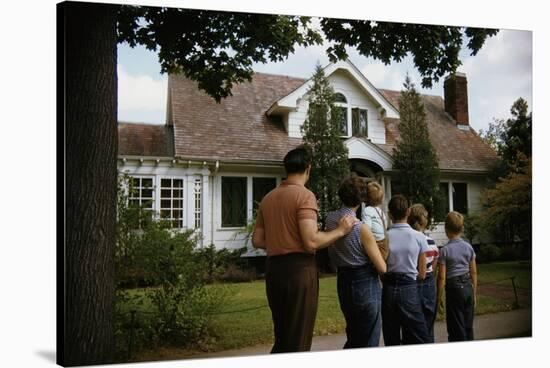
left=195, top=244, right=258, bottom=283
left=149, top=283, right=230, bottom=348
left=476, top=244, right=503, bottom=263
left=500, top=243, right=523, bottom=261
left=115, top=174, right=232, bottom=358
left=217, top=264, right=258, bottom=283
left=463, top=214, right=481, bottom=245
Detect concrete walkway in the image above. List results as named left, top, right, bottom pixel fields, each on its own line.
left=194, top=308, right=532, bottom=358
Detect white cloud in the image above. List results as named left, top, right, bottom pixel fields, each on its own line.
left=361, top=62, right=404, bottom=90
left=117, top=65, right=167, bottom=124
left=459, top=29, right=532, bottom=131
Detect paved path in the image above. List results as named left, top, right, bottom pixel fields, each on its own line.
left=193, top=308, right=531, bottom=359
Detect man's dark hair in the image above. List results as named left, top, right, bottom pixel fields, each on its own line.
left=284, top=145, right=312, bottom=174
left=388, top=194, right=410, bottom=221
left=338, top=174, right=367, bottom=207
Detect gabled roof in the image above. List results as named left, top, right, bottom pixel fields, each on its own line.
left=167, top=72, right=304, bottom=163
left=118, top=123, right=174, bottom=157
left=267, top=59, right=399, bottom=119
left=118, top=67, right=499, bottom=173
left=346, top=136, right=393, bottom=171
left=378, top=89, right=499, bottom=172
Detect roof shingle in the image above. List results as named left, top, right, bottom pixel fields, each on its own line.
left=118, top=123, right=174, bottom=157
left=118, top=71, right=499, bottom=172
left=378, top=89, right=499, bottom=172
left=169, top=73, right=304, bottom=163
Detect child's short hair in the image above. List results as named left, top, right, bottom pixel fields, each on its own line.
left=388, top=194, right=410, bottom=221
left=366, top=181, right=384, bottom=206
left=445, top=211, right=464, bottom=235
left=408, top=203, right=428, bottom=231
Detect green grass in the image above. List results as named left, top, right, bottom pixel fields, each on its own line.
left=124, top=260, right=531, bottom=358
left=206, top=276, right=346, bottom=351
left=477, top=261, right=532, bottom=289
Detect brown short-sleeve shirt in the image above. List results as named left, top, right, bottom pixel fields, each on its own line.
left=255, top=179, right=318, bottom=257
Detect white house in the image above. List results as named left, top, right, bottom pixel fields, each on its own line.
left=117, top=59, right=499, bottom=252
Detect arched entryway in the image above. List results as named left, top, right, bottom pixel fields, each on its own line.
left=348, top=158, right=392, bottom=214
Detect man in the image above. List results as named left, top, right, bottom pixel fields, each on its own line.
left=252, top=146, right=357, bottom=353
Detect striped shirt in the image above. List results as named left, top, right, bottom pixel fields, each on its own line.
left=424, top=235, right=439, bottom=273
left=326, top=207, right=368, bottom=267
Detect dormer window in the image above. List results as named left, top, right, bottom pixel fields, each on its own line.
left=334, top=92, right=350, bottom=136
left=352, top=108, right=368, bottom=137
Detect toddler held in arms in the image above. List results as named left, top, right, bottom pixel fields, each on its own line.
left=362, top=181, right=389, bottom=259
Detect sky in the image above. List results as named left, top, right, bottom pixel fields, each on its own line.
left=117, top=21, right=532, bottom=135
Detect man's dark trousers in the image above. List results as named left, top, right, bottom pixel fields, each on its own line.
left=266, top=252, right=319, bottom=353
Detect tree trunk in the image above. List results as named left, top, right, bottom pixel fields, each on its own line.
left=59, top=2, right=118, bottom=365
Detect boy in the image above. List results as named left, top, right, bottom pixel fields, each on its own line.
left=436, top=211, right=477, bottom=341
left=362, top=181, right=389, bottom=260
left=408, top=203, right=439, bottom=342
left=381, top=194, right=430, bottom=345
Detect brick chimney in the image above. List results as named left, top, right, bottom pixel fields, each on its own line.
left=444, top=72, right=469, bottom=130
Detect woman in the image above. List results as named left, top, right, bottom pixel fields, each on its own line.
left=326, top=175, right=387, bottom=348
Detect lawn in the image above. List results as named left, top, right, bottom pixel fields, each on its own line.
left=129, top=260, right=531, bottom=359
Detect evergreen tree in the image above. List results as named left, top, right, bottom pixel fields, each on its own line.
left=478, top=97, right=531, bottom=178
left=391, top=75, right=442, bottom=222
left=475, top=98, right=532, bottom=249
left=301, top=63, right=350, bottom=227
left=501, top=98, right=532, bottom=169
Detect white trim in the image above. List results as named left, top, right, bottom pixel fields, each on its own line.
left=345, top=136, right=394, bottom=171
left=334, top=89, right=352, bottom=138
left=158, top=176, right=186, bottom=230
left=201, top=173, right=210, bottom=246
left=269, top=59, right=399, bottom=119
left=247, top=177, right=254, bottom=223
left=441, top=180, right=469, bottom=214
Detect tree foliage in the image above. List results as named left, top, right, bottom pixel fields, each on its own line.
left=117, top=6, right=322, bottom=102
left=117, top=6, right=499, bottom=102
left=479, top=97, right=532, bottom=175
left=477, top=157, right=531, bottom=245
left=501, top=98, right=532, bottom=169
left=301, top=63, right=350, bottom=225
left=320, top=19, right=498, bottom=88
left=476, top=98, right=532, bottom=246
left=391, top=75, right=441, bottom=222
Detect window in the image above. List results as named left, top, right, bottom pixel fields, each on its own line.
left=436, top=182, right=468, bottom=222
left=452, top=183, right=468, bottom=215
left=160, top=178, right=184, bottom=228
left=436, top=182, right=450, bottom=222
left=334, top=93, right=349, bottom=136
left=253, top=177, right=277, bottom=212
left=129, top=176, right=155, bottom=214
left=221, top=177, right=247, bottom=227
left=334, top=93, right=347, bottom=103
left=352, top=108, right=368, bottom=137
left=194, top=177, right=202, bottom=229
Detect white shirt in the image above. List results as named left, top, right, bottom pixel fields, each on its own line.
left=361, top=205, right=387, bottom=241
